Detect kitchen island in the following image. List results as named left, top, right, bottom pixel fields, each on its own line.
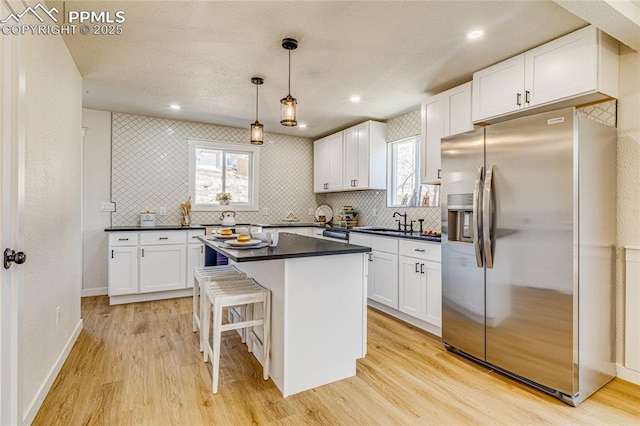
left=198, top=233, right=371, bottom=397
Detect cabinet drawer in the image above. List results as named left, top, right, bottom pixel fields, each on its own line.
left=187, top=229, right=205, bottom=244
left=140, top=231, right=186, bottom=245
left=108, top=232, right=138, bottom=246
left=369, top=235, right=398, bottom=254
left=399, top=240, right=441, bottom=262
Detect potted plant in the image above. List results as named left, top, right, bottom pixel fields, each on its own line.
left=215, top=192, right=232, bottom=205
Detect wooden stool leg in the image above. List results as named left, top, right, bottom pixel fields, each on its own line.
left=202, top=293, right=211, bottom=362
left=263, top=291, right=271, bottom=380
left=192, top=277, right=199, bottom=332
left=246, top=303, right=254, bottom=353
left=211, top=300, right=224, bottom=394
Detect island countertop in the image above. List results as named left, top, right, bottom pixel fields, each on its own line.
left=198, top=233, right=370, bottom=262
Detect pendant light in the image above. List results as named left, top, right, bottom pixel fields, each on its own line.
left=280, top=38, right=298, bottom=127
left=250, top=77, right=264, bottom=145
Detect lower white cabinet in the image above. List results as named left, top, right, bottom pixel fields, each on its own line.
left=139, top=244, right=186, bottom=293
left=107, top=229, right=204, bottom=304
left=350, top=231, right=442, bottom=335
left=399, top=256, right=441, bottom=326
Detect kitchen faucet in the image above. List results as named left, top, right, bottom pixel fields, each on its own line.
left=392, top=211, right=408, bottom=231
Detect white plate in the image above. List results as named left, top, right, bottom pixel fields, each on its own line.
left=225, top=239, right=262, bottom=247
left=221, top=242, right=268, bottom=250
left=315, top=205, right=333, bottom=222
left=213, top=234, right=237, bottom=240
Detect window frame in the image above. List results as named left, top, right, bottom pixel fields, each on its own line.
left=188, top=138, right=260, bottom=212
left=387, top=136, right=421, bottom=207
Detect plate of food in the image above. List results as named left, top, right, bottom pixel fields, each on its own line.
left=315, top=205, right=333, bottom=223
left=213, top=233, right=237, bottom=240
left=225, top=234, right=262, bottom=247
left=221, top=242, right=268, bottom=250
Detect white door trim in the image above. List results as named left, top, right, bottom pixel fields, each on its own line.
left=1, top=0, right=26, bottom=423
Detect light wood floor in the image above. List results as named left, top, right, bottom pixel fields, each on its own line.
left=34, top=296, right=640, bottom=425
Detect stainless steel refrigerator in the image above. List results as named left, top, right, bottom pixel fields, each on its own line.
left=441, top=107, right=616, bottom=406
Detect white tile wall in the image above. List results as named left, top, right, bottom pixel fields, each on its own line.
left=111, top=113, right=317, bottom=226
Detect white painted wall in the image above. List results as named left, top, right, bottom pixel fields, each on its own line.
left=81, top=109, right=112, bottom=296
left=617, top=49, right=640, bottom=383
left=21, top=30, right=83, bottom=423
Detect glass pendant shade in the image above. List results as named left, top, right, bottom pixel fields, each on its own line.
left=280, top=94, right=297, bottom=127
left=251, top=121, right=263, bottom=145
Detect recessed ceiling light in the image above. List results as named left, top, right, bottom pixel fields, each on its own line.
left=350, top=96, right=361, bottom=102
left=467, top=30, right=484, bottom=39
left=298, top=123, right=308, bottom=128
left=170, top=104, right=181, bottom=110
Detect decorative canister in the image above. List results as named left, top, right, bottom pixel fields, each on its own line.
left=140, top=212, right=157, bottom=227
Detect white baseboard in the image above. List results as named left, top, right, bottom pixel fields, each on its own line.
left=22, top=319, right=83, bottom=425
left=81, top=287, right=108, bottom=297
left=616, top=363, right=640, bottom=386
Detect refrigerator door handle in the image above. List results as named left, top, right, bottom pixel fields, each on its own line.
left=473, top=166, right=484, bottom=268
left=483, top=165, right=496, bottom=268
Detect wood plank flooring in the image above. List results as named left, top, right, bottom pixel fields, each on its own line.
left=33, top=296, right=640, bottom=425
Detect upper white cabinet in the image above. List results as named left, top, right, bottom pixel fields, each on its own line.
left=421, top=81, right=473, bottom=184
left=342, top=121, right=387, bottom=190
left=313, top=132, right=343, bottom=192
left=473, top=25, right=618, bottom=123
left=314, top=120, right=386, bottom=193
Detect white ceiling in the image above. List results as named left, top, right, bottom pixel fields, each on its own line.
left=56, top=1, right=595, bottom=139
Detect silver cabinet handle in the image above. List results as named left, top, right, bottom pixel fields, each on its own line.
left=141, top=248, right=145, bottom=257
left=473, top=166, right=484, bottom=268
left=438, top=169, right=441, bottom=179
left=525, top=90, right=530, bottom=104
left=111, top=250, right=114, bottom=259
left=483, top=165, right=496, bottom=269
left=368, top=253, right=373, bottom=261
left=516, top=93, right=522, bottom=106
left=200, top=246, right=203, bottom=254
left=414, top=248, right=425, bottom=253
left=420, top=263, right=424, bottom=274
left=118, top=238, right=129, bottom=241
left=415, top=262, right=420, bottom=273
left=159, top=237, right=169, bottom=240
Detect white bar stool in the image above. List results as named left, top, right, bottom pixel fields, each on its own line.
left=192, top=265, right=246, bottom=351
left=201, top=278, right=271, bottom=394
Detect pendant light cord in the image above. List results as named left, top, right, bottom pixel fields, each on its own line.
left=288, top=50, right=291, bottom=96
left=255, top=82, right=259, bottom=121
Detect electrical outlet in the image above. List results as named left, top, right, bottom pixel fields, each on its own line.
left=158, top=206, right=167, bottom=216
left=262, top=208, right=269, bottom=216
left=308, top=208, right=314, bottom=216
left=56, top=306, right=61, bottom=326
left=372, top=208, right=377, bottom=217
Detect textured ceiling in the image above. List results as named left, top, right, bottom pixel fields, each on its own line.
left=55, top=1, right=592, bottom=139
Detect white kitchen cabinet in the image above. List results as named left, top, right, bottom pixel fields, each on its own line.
left=314, top=120, right=386, bottom=193
left=107, top=229, right=202, bottom=304
left=313, top=132, right=343, bottom=192
left=108, top=232, right=139, bottom=296
left=473, top=25, right=618, bottom=123
left=187, top=230, right=205, bottom=289
left=421, top=82, right=473, bottom=184
left=350, top=233, right=399, bottom=308
left=399, top=256, right=441, bottom=327
left=342, top=121, right=387, bottom=190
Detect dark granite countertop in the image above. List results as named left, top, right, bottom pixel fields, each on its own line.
left=105, top=225, right=205, bottom=232
left=349, top=228, right=441, bottom=244
left=198, top=233, right=370, bottom=263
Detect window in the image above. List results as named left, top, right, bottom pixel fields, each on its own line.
left=387, top=136, right=420, bottom=207
left=188, top=139, right=260, bottom=211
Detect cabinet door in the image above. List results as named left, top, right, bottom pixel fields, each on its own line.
left=314, top=137, right=330, bottom=192
left=327, top=132, right=344, bottom=191
left=421, top=95, right=443, bottom=184
left=108, top=246, right=138, bottom=296
left=139, top=244, right=187, bottom=293
left=369, top=250, right=398, bottom=309
left=424, top=260, right=442, bottom=328
left=343, top=122, right=370, bottom=190
left=472, top=54, right=525, bottom=122
left=442, top=82, right=473, bottom=137
left=525, top=25, right=597, bottom=108
left=186, top=243, right=204, bottom=289
left=399, top=255, right=426, bottom=318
